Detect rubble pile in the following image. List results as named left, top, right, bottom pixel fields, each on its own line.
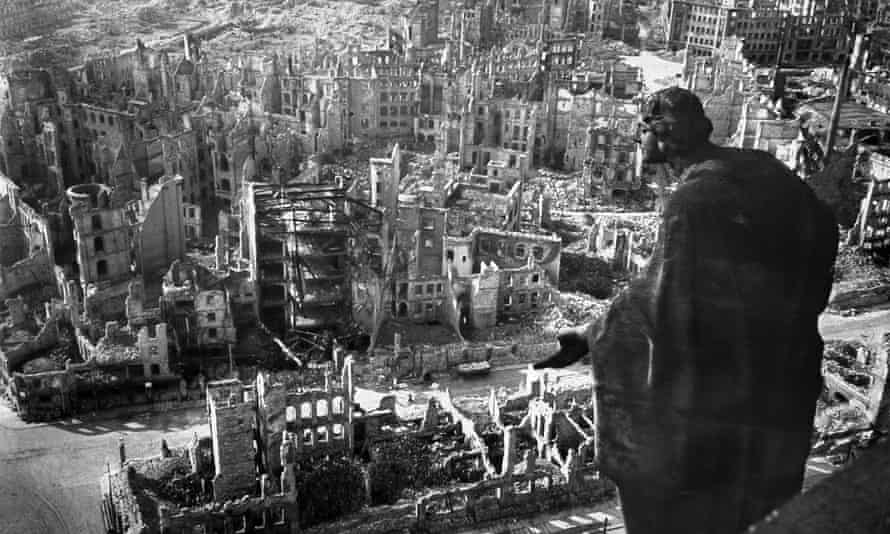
left=830, top=243, right=890, bottom=309
left=466, top=315, right=558, bottom=343
left=814, top=401, right=871, bottom=436
left=368, top=435, right=453, bottom=505
left=398, top=152, right=439, bottom=193
left=294, top=457, right=367, bottom=527
left=823, top=340, right=874, bottom=392
left=548, top=292, right=611, bottom=328
left=130, top=452, right=206, bottom=511
left=20, top=324, right=81, bottom=374
left=215, top=0, right=407, bottom=51
left=546, top=371, right=595, bottom=396
left=833, top=244, right=890, bottom=286
left=529, top=170, right=582, bottom=211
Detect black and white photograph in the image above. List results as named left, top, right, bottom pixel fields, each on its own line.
left=0, top=0, right=888, bottom=532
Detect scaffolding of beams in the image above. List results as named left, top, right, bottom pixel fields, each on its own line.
left=250, top=182, right=383, bottom=335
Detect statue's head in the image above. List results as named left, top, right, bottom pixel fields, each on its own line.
left=636, top=87, right=713, bottom=164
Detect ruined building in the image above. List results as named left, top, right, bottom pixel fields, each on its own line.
left=160, top=260, right=238, bottom=350
left=102, top=360, right=356, bottom=533
left=346, top=146, right=562, bottom=338
left=68, top=176, right=185, bottom=293
left=0, top=0, right=660, bottom=427
left=0, top=69, right=65, bottom=197
left=240, top=180, right=383, bottom=335
left=101, top=357, right=618, bottom=534
left=68, top=183, right=132, bottom=289
left=668, top=0, right=851, bottom=66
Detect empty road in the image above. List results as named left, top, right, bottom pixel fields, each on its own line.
left=0, top=405, right=207, bottom=534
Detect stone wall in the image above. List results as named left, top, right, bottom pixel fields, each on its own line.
left=415, top=465, right=614, bottom=533
left=299, top=503, right=416, bottom=534
left=394, top=340, right=558, bottom=378
left=11, top=361, right=200, bottom=422
left=296, top=465, right=614, bottom=534
left=436, top=390, right=498, bottom=477
left=103, top=470, right=144, bottom=534
left=137, top=176, right=187, bottom=282
left=439, top=271, right=464, bottom=340
left=210, top=395, right=258, bottom=502
left=828, top=285, right=890, bottom=311
left=255, top=363, right=354, bottom=475
left=159, top=491, right=298, bottom=534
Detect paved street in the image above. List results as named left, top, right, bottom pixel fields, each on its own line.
left=0, top=404, right=207, bottom=534
left=461, top=505, right=624, bottom=534
left=819, top=308, right=890, bottom=345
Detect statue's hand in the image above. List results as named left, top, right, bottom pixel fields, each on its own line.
left=533, top=326, right=590, bottom=369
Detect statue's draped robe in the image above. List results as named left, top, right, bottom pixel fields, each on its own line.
left=589, top=148, right=838, bottom=532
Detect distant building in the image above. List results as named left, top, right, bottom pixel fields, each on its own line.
left=160, top=260, right=238, bottom=350
left=240, top=180, right=383, bottom=334
left=0, top=0, right=72, bottom=40
left=667, top=0, right=850, bottom=66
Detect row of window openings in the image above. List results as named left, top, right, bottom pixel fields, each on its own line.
left=73, top=112, right=115, bottom=129
left=379, top=120, right=411, bottom=129
left=398, top=301, right=438, bottom=316
left=380, top=105, right=412, bottom=116
left=282, top=93, right=312, bottom=106
left=504, top=292, right=542, bottom=307
left=380, top=92, right=411, bottom=102
left=288, top=425, right=346, bottom=446
left=228, top=508, right=289, bottom=533
left=285, top=398, right=346, bottom=420
left=506, top=273, right=541, bottom=286
left=399, top=282, right=443, bottom=298
left=91, top=112, right=113, bottom=126
left=478, top=242, right=545, bottom=260
left=505, top=125, right=530, bottom=139
left=376, top=79, right=414, bottom=89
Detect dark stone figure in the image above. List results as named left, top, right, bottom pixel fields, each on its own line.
left=535, top=87, right=838, bottom=533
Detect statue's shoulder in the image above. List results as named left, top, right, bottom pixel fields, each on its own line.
left=683, top=148, right=790, bottom=187
left=685, top=148, right=768, bottom=178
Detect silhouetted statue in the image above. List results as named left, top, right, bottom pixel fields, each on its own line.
left=535, top=87, right=838, bottom=534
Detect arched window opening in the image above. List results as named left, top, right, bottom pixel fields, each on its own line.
left=316, top=399, right=328, bottom=417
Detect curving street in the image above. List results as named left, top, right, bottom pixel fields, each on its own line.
left=818, top=308, right=890, bottom=344
left=0, top=405, right=207, bottom=534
